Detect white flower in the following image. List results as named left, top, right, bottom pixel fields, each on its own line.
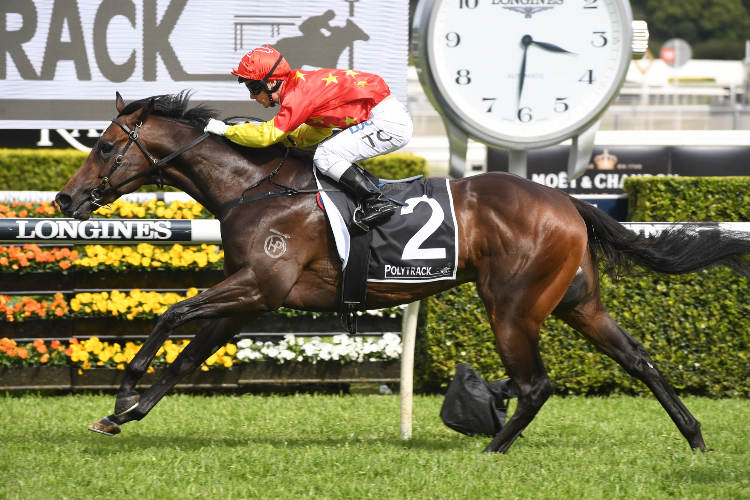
left=236, top=339, right=253, bottom=349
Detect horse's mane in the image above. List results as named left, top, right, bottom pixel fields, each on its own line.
left=118, top=90, right=314, bottom=168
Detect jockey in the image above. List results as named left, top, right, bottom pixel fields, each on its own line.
left=204, top=45, right=413, bottom=227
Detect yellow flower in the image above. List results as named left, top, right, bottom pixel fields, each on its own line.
left=222, top=356, right=233, bottom=368
left=205, top=354, right=218, bottom=366
left=226, top=344, right=237, bottom=356
left=70, top=298, right=81, bottom=312
left=186, top=288, right=198, bottom=298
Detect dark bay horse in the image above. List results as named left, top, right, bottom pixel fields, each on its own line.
left=56, top=92, right=750, bottom=453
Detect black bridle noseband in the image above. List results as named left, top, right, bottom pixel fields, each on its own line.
left=90, top=118, right=210, bottom=207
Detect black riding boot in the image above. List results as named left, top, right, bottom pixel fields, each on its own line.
left=338, top=166, right=396, bottom=229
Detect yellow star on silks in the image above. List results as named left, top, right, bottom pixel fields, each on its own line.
left=356, top=80, right=369, bottom=86
left=293, top=71, right=307, bottom=81
left=311, top=117, right=325, bottom=124
left=344, top=116, right=358, bottom=126
left=328, top=123, right=338, bottom=129
left=345, top=70, right=359, bottom=77
left=322, top=73, right=338, bottom=85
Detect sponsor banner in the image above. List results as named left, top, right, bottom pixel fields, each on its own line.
left=488, top=145, right=750, bottom=195
left=487, top=145, right=676, bottom=195
left=1, top=0, right=408, bottom=129
left=0, top=219, right=222, bottom=244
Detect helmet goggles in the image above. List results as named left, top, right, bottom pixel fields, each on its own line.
left=239, top=54, right=284, bottom=106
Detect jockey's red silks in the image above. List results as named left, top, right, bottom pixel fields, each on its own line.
left=225, top=52, right=391, bottom=149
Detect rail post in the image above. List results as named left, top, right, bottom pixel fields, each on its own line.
left=400, top=300, right=420, bottom=440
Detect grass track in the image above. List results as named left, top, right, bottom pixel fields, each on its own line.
left=0, top=394, right=748, bottom=499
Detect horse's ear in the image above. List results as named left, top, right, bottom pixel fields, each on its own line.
left=135, top=98, right=155, bottom=124
left=115, top=92, right=125, bottom=113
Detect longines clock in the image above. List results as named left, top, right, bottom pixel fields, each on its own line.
left=412, top=0, right=648, bottom=178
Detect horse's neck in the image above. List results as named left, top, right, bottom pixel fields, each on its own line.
left=155, top=131, right=309, bottom=215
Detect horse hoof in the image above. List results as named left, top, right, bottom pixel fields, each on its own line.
left=88, top=417, right=121, bottom=436
left=114, top=393, right=140, bottom=417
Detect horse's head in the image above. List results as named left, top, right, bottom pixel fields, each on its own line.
left=55, top=92, right=156, bottom=220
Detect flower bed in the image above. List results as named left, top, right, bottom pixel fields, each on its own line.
left=0, top=243, right=224, bottom=274
left=0, top=244, right=78, bottom=273
left=0, top=333, right=402, bottom=372
left=0, top=199, right=212, bottom=220
left=75, top=243, right=223, bottom=272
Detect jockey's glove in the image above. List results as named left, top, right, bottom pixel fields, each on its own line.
left=204, top=119, right=229, bottom=136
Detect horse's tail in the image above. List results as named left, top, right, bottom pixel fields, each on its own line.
left=569, top=197, right=750, bottom=279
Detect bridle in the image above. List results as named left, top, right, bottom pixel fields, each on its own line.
left=89, top=117, right=210, bottom=207
left=89, top=115, right=332, bottom=219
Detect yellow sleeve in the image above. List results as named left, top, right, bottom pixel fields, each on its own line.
left=286, top=124, right=333, bottom=148
left=225, top=120, right=288, bottom=148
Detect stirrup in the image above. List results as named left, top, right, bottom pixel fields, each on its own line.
left=352, top=206, right=370, bottom=232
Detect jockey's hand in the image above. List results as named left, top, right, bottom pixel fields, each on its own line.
left=204, top=119, right=229, bottom=136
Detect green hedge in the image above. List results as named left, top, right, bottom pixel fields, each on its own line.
left=625, top=176, right=750, bottom=222
left=0, top=149, right=427, bottom=192
left=361, top=152, right=427, bottom=180
left=421, top=177, right=750, bottom=397
left=0, top=149, right=87, bottom=191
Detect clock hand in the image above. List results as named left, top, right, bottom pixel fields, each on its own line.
left=530, top=40, right=576, bottom=55
left=518, top=35, right=532, bottom=106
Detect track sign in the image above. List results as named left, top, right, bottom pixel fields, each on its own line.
left=660, top=38, right=692, bottom=68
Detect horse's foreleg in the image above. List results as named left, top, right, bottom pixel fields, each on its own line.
left=554, top=296, right=707, bottom=451
left=114, top=269, right=267, bottom=416
left=120, top=314, right=254, bottom=424
left=90, top=315, right=253, bottom=435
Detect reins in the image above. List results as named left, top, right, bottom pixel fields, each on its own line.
left=91, top=116, right=332, bottom=219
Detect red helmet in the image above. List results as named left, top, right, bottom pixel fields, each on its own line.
left=231, top=45, right=290, bottom=81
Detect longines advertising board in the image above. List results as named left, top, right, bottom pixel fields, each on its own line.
left=0, top=0, right=408, bottom=129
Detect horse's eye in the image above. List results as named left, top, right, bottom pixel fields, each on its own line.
left=99, top=142, right=114, bottom=154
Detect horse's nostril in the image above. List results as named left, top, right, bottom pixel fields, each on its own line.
left=55, top=193, right=72, bottom=210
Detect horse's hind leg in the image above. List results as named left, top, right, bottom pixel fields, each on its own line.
left=553, top=262, right=707, bottom=451
left=475, top=286, right=557, bottom=453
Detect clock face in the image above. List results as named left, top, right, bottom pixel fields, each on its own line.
left=427, top=0, right=631, bottom=145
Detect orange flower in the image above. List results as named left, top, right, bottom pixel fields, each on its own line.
left=0, top=257, right=7, bottom=266
left=36, top=344, right=47, bottom=354
left=54, top=307, right=64, bottom=317
left=17, top=347, right=27, bottom=359
left=40, top=354, right=49, bottom=363
left=6, top=348, right=15, bottom=357
left=18, top=210, right=27, bottom=218
left=59, top=261, right=71, bottom=270
left=69, top=338, right=79, bottom=345
left=65, top=347, right=73, bottom=356
left=61, top=248, right=71, bottom=258
left=50, top=340, right=60, bottom=349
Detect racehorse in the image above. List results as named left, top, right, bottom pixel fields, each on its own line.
left=55, top=92, right=750, bottom=453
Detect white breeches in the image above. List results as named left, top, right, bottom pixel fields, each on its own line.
left=313, top=97, right=413, bottom=181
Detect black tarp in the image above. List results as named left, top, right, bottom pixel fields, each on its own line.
left=440, top=363, right=516, bottom=437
